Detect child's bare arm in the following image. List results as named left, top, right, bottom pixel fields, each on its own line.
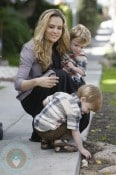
left=72, top=130, right=91, bottom=159
left=63, top=62, right=85, bottom=76
left=68, top=62, right=85, bottom=76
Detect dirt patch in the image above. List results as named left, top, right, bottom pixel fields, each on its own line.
left=88, top=92, right=116, bottom=145
left=80, top=92, right=116, bottom=175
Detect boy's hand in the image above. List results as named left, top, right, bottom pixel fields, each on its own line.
left=72, top=130, right=91, bottom=159
left=80, top=148, right=91, bottom=159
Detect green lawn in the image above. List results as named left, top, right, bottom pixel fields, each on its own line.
left=100, top=66, right=116, bottom=92
left=0, top=86, right=4, bottom=90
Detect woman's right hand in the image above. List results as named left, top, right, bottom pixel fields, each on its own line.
left=35, top=76, right=59, bottom=88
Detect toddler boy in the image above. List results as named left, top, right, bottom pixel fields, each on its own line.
left=34, top=84, right=102, bottom=158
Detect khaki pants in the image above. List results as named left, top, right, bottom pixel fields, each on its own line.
left=35, top=124, right=71, bottom=141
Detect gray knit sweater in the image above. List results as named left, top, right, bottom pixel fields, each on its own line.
left=14, top=39, right=43, bottom=101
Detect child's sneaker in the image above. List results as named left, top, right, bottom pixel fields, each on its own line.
left=0, top=122, right=3, bottom=140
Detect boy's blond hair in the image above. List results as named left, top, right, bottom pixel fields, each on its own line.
left=70, top=24, right=91, bottom=47
left=77, top=84, right=103, bottom=112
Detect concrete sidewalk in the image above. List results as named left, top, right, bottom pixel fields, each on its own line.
left=0, top=20, right=112, bottom=175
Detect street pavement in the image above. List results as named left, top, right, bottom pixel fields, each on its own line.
left=0, top=20, right=112, bottom=175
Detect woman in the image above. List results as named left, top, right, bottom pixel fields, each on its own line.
left=15, top=9, right=75, bottom=142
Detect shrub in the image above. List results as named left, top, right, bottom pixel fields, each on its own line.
left=78, top=0, right=103, bottom=36
left=0, top=7, right=32, bottom=65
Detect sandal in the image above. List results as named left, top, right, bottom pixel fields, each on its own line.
left=54, top=139, right=77, bottom=153
left=41, top=140, right=54, bottom=150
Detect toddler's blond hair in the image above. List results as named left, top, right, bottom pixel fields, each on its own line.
left=77, top=84, right=103, bottom=112
left=70, top=24, right=91, bottom=47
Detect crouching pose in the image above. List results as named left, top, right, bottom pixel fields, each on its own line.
left=34, top=84, right=102, bottom=158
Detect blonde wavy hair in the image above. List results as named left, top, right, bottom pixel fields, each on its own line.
left=70, top=24, right=91, bottom=47
left=34, top=9, right=70, bottom=71
left=77, top=84, right=103, bottom=112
